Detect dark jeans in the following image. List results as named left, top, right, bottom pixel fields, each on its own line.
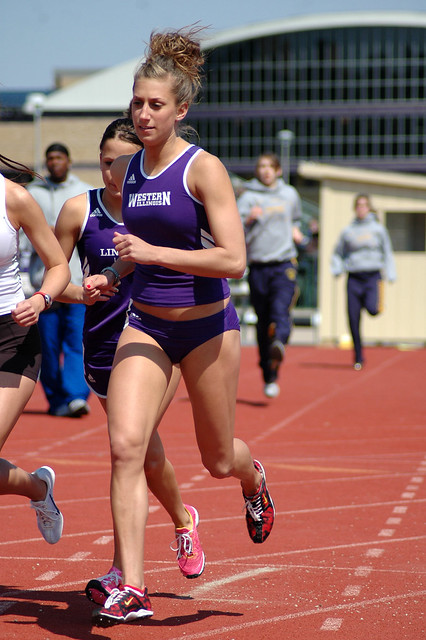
left=347, top=271, right=382, bottom=364
left=248, top=260, right=298, bottom=383
left=38, top=302, right=90, bottom=412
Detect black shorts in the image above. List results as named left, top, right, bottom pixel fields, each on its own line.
left=0, top=313, right=41, bottom=382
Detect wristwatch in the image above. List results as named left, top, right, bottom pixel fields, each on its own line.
left=34, top=291, right=53, bottom=309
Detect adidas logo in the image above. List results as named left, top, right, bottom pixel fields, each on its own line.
left=90, top=208, right=102, bottom=217
left=127, top=174, right=136, bottom=184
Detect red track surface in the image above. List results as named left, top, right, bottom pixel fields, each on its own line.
left=0, top=345, right=425, bottom=639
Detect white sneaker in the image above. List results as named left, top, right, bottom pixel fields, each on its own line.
left=68, top=398, right=90, bottom=417
left=264, top=382, right=280, bottom=398
left=30, top=466, right=64, bottom=544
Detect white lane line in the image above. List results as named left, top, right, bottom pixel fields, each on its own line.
left=354, top=566, right=372, bottom=577
left=393, top=506, right=408, bottom=514
left=67, top=551, right=91, bottom=561
left=0, top=557, right=418, bottom=579
left=366, top=548, right=385, bottom=557
left=191, top=567, right=280, bottom=596
left=189, top=535, right=426, bottom=567
left=93, top=535, right=114, bottom=545
left=1, top=559, right=422, bottom=597
left=321, top=617, right=343, bottom=630
left=149, top=505, right=160, bottom=513
left=36, top=571, right=61, bottom=581
left=3, top=489, right=425, bottom=513
left=342, top=585, right=362, bottom=597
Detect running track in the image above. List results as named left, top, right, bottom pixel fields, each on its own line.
left=0, top=345, right=425, bottom=639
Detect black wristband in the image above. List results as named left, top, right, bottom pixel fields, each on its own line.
left=100, top=266, right=120, bottom=286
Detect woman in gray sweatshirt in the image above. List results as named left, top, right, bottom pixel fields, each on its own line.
left=331, top=193, right=396, bottom=369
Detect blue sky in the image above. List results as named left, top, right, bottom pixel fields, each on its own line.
left=2, top=1, right=426, bottom=90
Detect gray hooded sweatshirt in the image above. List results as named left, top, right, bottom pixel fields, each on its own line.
left=25, top=173, right=93, bottom=285
left=237, top=177, right=302, bottom=264
left=331, top=212, right=396, bottom=281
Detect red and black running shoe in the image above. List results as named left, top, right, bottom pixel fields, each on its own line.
left=92, top=584, right=153, bottom=627
left=243, top=460, right=275, bottom=543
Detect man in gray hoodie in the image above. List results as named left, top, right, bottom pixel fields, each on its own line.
left=331, top=193, right=396, bottom=369
left=237, top=153, right=303, bottom=398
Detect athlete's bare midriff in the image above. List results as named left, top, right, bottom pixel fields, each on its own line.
left=132, top=296, right=230, bottom=321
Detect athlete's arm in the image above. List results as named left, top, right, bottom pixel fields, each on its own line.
left=6, top=179, right=70, bottom=325
left=113, top=150, right=246, bottom=280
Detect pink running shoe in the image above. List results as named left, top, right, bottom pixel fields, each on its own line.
left=85, top=566, right=122, bottom=605
left=171, top=505, right=205, bottom=579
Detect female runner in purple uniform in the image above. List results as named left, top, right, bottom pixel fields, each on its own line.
left=85, top=28, right=275, bottom=627
left=54, top=118, right=205, bottom=604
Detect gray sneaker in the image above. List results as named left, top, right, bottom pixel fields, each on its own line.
left=30, top=466, right=64, bottom=544
left=68, top=398, right=90, bottom=417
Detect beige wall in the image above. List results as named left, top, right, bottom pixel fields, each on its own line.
left=299, top=163, right=426, bottom=346
left=0, top=115, right=118, bottom=186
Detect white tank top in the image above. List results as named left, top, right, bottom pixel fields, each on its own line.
left=0, top=174, right=25, bottom=315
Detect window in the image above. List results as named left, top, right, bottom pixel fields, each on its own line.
left=387, top=212, right=426, bottom=251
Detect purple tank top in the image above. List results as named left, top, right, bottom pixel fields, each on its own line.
left=122, top=145, right=230, bottom=307
left=76, top=189, right=132, bottom=348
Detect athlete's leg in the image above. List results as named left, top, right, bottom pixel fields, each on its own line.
left=248, top=265, right=273, bottom=383
left=347, top=274, right=363, bottom=364
left=144, top=433, right=191, bottom=529
left=181, top=330, right=261, bottom=495
left=0, top=372, right=50, bottom=501
left=269, top=261, right=298, bottom=346
left=106, top=326, right=173, bottom=590
left=97, top=363, right=190, bottom=573
left=364, top=272, right=382, bottom=317
left=143, top=365, right=189, bottom=528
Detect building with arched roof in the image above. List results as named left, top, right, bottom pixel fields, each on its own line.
left=36, top=10, right=426, bottom=180
left=188, top=11, right=426, bottom=176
